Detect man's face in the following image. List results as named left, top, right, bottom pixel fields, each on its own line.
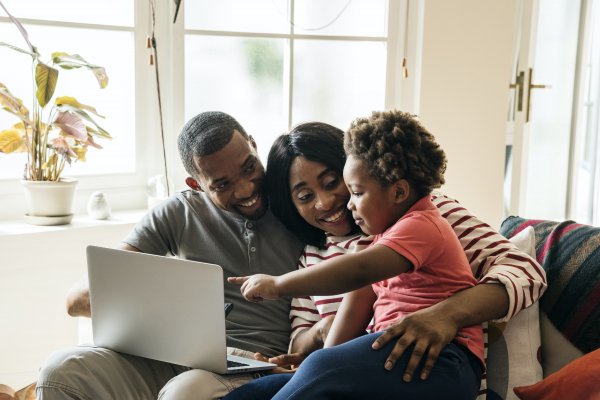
left=191, top=130, right=267, bottom=220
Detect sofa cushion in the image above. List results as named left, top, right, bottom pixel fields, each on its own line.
left=486, top=226, right=542, bottom=400
left=500, top=217, right=600, bottom=354
left=513, top=348, right=600, bottom=400
left=539, top=310, right=583, bottom=377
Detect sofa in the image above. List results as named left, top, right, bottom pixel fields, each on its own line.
left=2, top=216, right=598, bottom=400
left=488, top=216, right=600, bottom=399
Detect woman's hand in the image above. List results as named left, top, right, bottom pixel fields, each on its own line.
left=227, top=274, right=281, bottom=301
left=254, top=352, right=304, bottom=373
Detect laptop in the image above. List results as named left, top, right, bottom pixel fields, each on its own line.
left=86, top=245, right=276, bottom=374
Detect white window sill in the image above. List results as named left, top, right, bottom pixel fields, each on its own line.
left=0, top=209, right=147, bottom=236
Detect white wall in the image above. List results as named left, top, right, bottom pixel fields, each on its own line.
left=418, top=0, right=517, bottom=227
left=0, top=218, right=139, bottom=390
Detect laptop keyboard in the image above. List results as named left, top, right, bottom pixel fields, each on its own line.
left=227, top=359, right=250, bottom=368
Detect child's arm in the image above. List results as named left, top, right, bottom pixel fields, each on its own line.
left=324, top=285, right=376, bottom=348
left=228, top=244, right=411, bottom=301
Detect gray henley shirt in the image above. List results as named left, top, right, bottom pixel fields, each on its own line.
left=123, top=190, right=303, bottom=357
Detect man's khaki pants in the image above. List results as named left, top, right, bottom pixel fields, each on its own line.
left=37, top=346, right=259, bottom=400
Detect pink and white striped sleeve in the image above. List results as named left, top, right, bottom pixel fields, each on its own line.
left=432, top=193, right=547, bottom=322
left=288, top=251, right=322, bottom=351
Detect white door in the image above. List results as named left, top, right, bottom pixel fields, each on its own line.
left=505, top=0, right=582, bottom=220
left=569, top=0, right=600, bottom=225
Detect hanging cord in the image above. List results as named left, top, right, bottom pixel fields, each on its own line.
left=173, top=0, right=182, bottom=23
left=270, top=0, right=353, bottom=31
left=402, top=0, right=410, bottom=78
left=149, top=0, right=171, bottom=196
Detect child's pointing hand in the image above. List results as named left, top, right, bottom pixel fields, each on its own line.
left=227, top=274, right=281, bottom=302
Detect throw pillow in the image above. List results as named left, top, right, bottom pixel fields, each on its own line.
left=513, top=348, right=600, bottom=400
left=539, top=310, right=583, bottom=377
left=486, top=226, right=543, bottom=400
left=499, top=217, right=600, bottom=354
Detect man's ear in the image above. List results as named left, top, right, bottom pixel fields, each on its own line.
left=248, top=135, right=257, bottom=150
left=185, top=177, right=203, bottom=192
left=394, top=179, right=410, bottom=203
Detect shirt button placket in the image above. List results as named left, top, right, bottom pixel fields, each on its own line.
left=246, top=221, right=257, bottom=272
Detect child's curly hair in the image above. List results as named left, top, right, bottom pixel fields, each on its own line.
left=344, top=109, right=447, bottom=197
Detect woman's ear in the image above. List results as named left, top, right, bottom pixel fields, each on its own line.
left=394, top=179, right=410, bottom=203
left=185, top=177, right=203, bottom=192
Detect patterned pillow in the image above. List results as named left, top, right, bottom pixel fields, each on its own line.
left=500, top=217, right=600, bottom=354
left=486, top=226, right=543, bottom=400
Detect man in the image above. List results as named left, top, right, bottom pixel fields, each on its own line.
left=36, top=112, right=305, bottom=399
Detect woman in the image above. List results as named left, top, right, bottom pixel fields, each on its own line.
left=224, top=121, right=546, bottom=399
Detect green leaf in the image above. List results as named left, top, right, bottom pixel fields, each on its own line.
left=92, top=66, right=109, bottom=88
left=0, top=83, right=30, bottom=122
left=0, top=1, right=36, bottom=53
left=85, top=125, right=111, bottom=140
left=51, top=53, right=108, bottom=88
left=55, top=96, right=104, bottom=118
left=35, top=62, right=59, bottom=107
left=0, top=127, right=27, bottom=153
left=0, top=41, right=37, bottom=57
left=51, top=52, right=86, bottom=69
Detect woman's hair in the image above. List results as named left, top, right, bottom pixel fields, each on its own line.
left=266, top=122, right=349, bottom=248
left=344, top=109, right=447, bottom=197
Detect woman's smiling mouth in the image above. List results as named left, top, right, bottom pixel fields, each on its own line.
left=320, top=208, right=346, bottom=224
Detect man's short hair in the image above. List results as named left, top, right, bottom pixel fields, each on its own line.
left=177, top=111, right=249, bottom=177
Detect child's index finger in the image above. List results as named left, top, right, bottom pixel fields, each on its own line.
left=227, top=276, right=248, bottom=285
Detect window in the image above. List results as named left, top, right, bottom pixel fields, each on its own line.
left=182, top=0, right=401, bottom=162
left=0, top=0, right=154, bottom=218
left=0, top=1, right=136, bottom=178
left=0, top=0, right=412, bottom=219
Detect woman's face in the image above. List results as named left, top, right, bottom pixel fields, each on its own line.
left=289, top=156, right=354, bottom=236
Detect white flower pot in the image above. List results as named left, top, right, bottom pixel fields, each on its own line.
left=21, top=177, right=78, bottom=225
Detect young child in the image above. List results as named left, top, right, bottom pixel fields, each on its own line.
left=229, top=110, right=484, bottom=400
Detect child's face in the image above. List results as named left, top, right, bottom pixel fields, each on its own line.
left=343, top=155, right=399, bottom=235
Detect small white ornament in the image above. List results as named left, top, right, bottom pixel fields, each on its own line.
left=87, top=191, right=111, bottom=220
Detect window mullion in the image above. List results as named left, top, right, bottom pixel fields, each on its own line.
left=284, top=0, right=295, bottom=129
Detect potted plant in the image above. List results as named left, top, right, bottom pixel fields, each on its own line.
left=0, top=2, right=112, bottom=225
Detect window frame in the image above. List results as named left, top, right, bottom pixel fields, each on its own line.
left=0, top=0, right=159, bottom=219
left=0, top=0, right=420, bottom=220
left=168, top=0, right=417, bottom=185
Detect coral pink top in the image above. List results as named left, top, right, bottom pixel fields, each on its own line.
left=371, top=196, right=485, bottom=366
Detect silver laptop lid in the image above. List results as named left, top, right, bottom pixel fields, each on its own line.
left=87, top=245, right=228, bottom=372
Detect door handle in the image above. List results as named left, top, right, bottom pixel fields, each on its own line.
left=509, top=70, right=526, bottom=112
left=526, top=67, right=551, bottom=122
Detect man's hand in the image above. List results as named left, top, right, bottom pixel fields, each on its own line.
left=66, top=278, right=92, bottom=317
left=371, top=305, right=459, bottom=382
left=227, top=274, right=281, bottom=302
left=254, top=352, right=306, bottom=373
